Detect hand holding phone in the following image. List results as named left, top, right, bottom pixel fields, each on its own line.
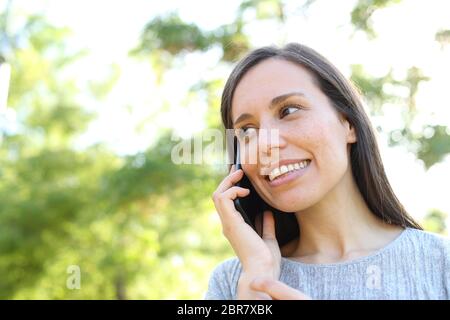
left=212, top=163, right=282, bottom=278
left=232, top=138, right=299, bottom=248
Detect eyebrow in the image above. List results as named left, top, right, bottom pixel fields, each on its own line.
left=232, top=91, right=305, bottom=127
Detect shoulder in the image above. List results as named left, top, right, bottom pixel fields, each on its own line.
left=210, top=256, right=243, bottom=282
left=405, top=227, right=450, bottom=250
left=204, top=257, right=243, bottom=300
left=404, top=228, right=450, bottom=294
left=402, top=227, right=450, bottom=265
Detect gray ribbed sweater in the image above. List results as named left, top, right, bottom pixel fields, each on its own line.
left=204, top=228, right=450, bottom=299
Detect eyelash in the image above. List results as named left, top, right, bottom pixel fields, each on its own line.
left=239, top=104, right=303, bottom=133
left=279, top=104, right=303, bottom=118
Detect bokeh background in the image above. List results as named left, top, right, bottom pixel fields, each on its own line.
left=0, top=0, right=449, bottom=299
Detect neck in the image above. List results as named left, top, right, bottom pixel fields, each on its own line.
left=289, top=168, right=403, bottom=263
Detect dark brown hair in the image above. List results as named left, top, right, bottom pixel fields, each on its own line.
left=221, top=43, right=422, bottom=230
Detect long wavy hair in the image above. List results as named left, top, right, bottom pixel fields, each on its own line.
left=221, top=43, right=422, bottom=230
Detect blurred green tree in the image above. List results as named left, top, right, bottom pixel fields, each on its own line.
left=0, top=9, right=226, bottom=299
left=422, top=209, right=448, bottom=235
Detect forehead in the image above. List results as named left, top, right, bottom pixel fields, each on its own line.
left=231, top=58, right=317, bottom=121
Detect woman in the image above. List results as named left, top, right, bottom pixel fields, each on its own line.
left=205, top=43, right=450, bottom=300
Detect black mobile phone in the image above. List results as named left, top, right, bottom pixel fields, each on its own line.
left=232, top=138, right=299, bottom=248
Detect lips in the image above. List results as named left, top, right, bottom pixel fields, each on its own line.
left=264, top=159, right=312, bottom=187
left=268, top=159, right=311, bottom=181
left=260, top=158, right=311, bottom=180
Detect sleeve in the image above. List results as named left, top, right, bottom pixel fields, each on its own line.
left=431, top=231, right=450, bottom=299
left=442, top=235, right=450, bottom=299
left=203, top=257, right=242, bottom=300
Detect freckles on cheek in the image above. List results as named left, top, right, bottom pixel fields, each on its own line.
left=318, top=128, right=349, bottom=168
left=302, top=123, right=327, bottom=161
left=303, top=124, right=346, bottom=173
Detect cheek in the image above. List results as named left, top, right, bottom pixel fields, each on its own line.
left=296, top=119, right=350, bottom=193
left=272, top=124, right=349, bottom=212
left=239, top=140, right=259, bottom=166
left=242, top=163, right=258, bottom=179
left=308, top=126, right=350, bottom=200
left=301, top=117, right=348, bottom=166
left=241, top=141, right=263, bottom=180
left=251, top=117, right=351, bottom=212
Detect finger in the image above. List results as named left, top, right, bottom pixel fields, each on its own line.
left=216, top=186, right=254, bottom=240
left=215, top=169, right=244, bottom=194
left=215, top=186, right=250, bottom=218
left=250, top=277, right=311, bottom=300
left=221, top=186, right=250, bottom=202
left=216, top=186, right=250, bottom=229
left=262, top=210, right=276, bottom=240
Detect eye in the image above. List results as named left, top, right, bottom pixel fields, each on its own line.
left=235, top=127, right=257, bottom=143
left=280, top=104, right=302, bottom=118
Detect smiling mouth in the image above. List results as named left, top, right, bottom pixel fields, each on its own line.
left=263, top=159, right=311, bottom=182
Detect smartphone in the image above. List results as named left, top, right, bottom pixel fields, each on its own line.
left=232, top=138, right=299, bottom=248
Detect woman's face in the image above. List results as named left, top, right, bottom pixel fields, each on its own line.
left=231, top=58, right=356, bottom=212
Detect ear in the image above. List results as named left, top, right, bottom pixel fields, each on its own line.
left=344, top=119, right=357, bottom=144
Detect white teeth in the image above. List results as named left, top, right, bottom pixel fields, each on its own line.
left=268, top=160, right=310, bottom=181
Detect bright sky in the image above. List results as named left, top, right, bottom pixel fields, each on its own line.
left=3, top=0, right=450, bottom=224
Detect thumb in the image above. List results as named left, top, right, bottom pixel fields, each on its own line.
left=250, top=277, right=312, bottom=300
left=262, top=210, right=276, bottom=240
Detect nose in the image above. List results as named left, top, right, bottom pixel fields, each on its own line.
left=258, top=126, right=283, bottom=174
left=258, top=127, right=279, bottom=154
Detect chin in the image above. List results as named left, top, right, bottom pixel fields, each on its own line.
left=268, top=189, right=319, bottom=213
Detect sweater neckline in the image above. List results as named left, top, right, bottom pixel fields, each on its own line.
left=281, top=227, right=411, bottom=268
